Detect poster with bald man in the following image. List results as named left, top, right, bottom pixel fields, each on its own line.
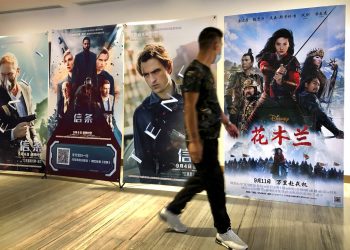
left=0, top=34, right=48, bottom=173
left=47, top=25, right=123, bottom=181
left=123, top=17, right=217, bottom=185
left=224, top=5, right=345, bottom=207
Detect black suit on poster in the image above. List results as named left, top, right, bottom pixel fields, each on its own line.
left=0, top=130, right=11, bottom=141
left=71, top=50, right=97, bottom=95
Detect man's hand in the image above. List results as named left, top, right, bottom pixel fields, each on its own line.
left=225, top=122, right=239, bottom=138
left=188, top=140, right=203, bottom=164
left=221, top=113, right=239, bottom=138
left=13, top=122, right=29, bottom=139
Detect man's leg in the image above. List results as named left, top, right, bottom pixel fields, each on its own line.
left=202, top=139, right=248, bottom=250
left=199, top=139, right=230, bottom=233
left=166, top=170, right=204, bottom=214
left=160, top=148, right=206, bottom=233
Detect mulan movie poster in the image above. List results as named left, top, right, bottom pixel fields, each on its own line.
left=123, top=17, right=216, bottom=185
left=224, top=5, right=345, bottom=207
left=0, top=34, right=48, bottom=173
left=47, top=25, right=123, bottom=181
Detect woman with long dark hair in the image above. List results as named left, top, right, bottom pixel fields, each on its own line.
left=244, top=28, right=303, bottom=130
left=256, top=28, right=300, bottom=98
left=298, top=48, right=338, bottom=103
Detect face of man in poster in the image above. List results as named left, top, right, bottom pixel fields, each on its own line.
left=243, top=86, right=255, bottom=98
left=0, top=63, right=19, bottom=92
left=83, top=39, right=90, bottom=52
left=64, top=53, right=74, bottom=73
left=97, top=53, right=108, bottom=73
left=140, top=58, right=172, bottom=98
left=241, top=55, right=253, bottom=71
left=305, top=78, right=320, bottom=94
left=100, top=83, right=110, bottom=98
left=274, top=37, right=289, bottom=57
left=62, top=82, right=71, bottom=100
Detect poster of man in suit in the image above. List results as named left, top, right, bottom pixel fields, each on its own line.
left=0, top=34, right=48, bottom=172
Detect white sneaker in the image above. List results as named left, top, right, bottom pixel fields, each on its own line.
left=216, top=228, right=248, bottom=250
left=159, top=208, right=188, bottom=233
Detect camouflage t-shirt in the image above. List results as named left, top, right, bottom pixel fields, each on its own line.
left=182, top=60, right=221, bottom=139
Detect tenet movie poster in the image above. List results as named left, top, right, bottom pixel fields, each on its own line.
left=224, top=5, right=345, bottom=207
left=123, top=17, right=216, bottom=185
left=0, top=34, right=48, bottom=173
left=47, top=25, right=123, bottom=181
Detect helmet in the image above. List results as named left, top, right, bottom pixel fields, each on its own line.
left=243, top=78, right=259, bottom=89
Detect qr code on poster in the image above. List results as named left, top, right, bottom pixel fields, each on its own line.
left=334, top=196, right=342, bottom=204
left=57, top=148, right=70, bottom=165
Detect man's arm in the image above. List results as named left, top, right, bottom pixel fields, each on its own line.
left=183, top=92, right=202, bottom=163
left=221, top=112, right=239, bottom=138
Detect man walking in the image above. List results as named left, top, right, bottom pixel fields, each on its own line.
left=159, top=27, right=248, bottom=250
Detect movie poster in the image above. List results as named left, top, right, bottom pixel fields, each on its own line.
left=47, top=25, right=123, bottom=181
left=123, top=17, right=216, bottom=185
left=0, top=34, right=48, bottom=173
left=224, top=5, right=345, bottom=207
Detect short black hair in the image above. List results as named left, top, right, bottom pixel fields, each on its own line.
left=198, top=27, right=223, bottom=50
left=242, top=48, right=254, bottom=63
left=83, top=37, right=90, bottom=43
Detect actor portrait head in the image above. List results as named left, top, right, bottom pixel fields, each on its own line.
left=97, top=47, right=109, bottom=74
left=258, top=28, right=295, bottom=58
left=63, top=50, right=74, bottom=73
left=136, top=44, right=173, bottom=99
left=62, top=81, right=72, bottom=100
left=304, top=48, right=325, bottom=70
left=304, top=77, right=321, bottom=94
left=99, top=79, right=111, bottom=98
left=241, top=48, right=254, bottom=71
left=0, top=52, right=20, bottom=93
left=198, top=26, right=223, bottom=64
left=82, top=37, right=91, bottom=52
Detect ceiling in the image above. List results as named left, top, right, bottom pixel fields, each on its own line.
left=0, top=0, right=126, bottom=14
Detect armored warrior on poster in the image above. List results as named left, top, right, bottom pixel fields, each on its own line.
left=225, top=48, right=263, bottom=127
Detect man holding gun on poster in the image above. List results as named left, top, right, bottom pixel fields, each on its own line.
left=0, top=53, right=40, bottom=156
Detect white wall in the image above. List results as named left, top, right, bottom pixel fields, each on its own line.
left=0, top=0, right=348, bottom=174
